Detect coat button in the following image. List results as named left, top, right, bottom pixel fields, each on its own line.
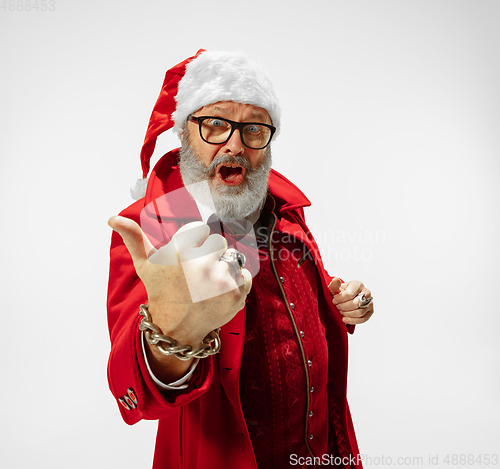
left=309, top=434, right=314, bottom=440
left=280, top=276, right=285, bottom=284
left=290, top=303, right=295, bottom=310
left=300, top=331, right=305, bottom=338
left=118, top=397, right=131, bottom=411
left=124, top=395, right=136, bottom=409
left=309, top=410, right=314, bottom=417
left=310, top=386, right=314, bottom=393
left=308, top=359, right=312, bottom=367
left=127, top=388, right=138, bottom=405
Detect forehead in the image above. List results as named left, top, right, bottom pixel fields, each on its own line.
left=195, top=102, right=271, bottom=123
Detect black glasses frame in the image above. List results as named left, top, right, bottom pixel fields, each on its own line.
left=188, top=115, right=276, bottom=150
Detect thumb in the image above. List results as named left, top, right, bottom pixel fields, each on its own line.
left=108, top=215, right=155, bottom=270
left=328, top=277, right=342, bottom=296
left=240, top=268, right=253, bottom=297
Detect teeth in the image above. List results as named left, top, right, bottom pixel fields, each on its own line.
left=219, top=165, right=243, bottom=181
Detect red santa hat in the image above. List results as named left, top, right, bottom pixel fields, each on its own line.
left=131, top=49, right=281, bottom=200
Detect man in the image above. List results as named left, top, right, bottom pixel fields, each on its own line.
left=107, top=49, right=374, bottom=468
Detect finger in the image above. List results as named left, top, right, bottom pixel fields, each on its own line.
left=328, top=277, right=342, bottom=296
left=179, top=233, right=227, bottom=265
left=335, top=298, right=360, bottom=312
left=200, top=234, right=228, bottom=259
left=239, top=268, right=253, bottom=296
left=173, top=222, right=211, bottom=250
left=334, top=289, right=371, bottom=311
left=342, top=308, right=374, bottom=325
left=108, top=216, right=155, bottom=270
left=333, top=280, right=363, bottom=304
left=361, top=288, right=372, bottom=301
left=226, top=268, right=252, bottom=312
left=340, top=303, right=374, bottom=319
left=148, top=241, right=179, bottom=265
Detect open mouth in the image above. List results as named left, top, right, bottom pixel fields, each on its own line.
left=216, top=163, right=246, bottom=186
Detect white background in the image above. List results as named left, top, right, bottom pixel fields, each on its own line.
left=1, top=1, right=499, bottom=467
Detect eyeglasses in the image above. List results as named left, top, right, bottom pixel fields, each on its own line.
left=187, top=115, right=276, bottom=150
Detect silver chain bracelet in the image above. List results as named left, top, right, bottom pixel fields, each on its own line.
left=138, top=304, right=221, bottom=361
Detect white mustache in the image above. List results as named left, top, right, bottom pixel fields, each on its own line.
left=206, top=155, right=252, bottom=178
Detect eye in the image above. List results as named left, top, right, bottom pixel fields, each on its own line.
left=208, top=119, right=224, bottom=127
left=246, top=125, right=260, bottom=133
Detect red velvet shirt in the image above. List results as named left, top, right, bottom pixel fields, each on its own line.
left=241, top=213, right=330, bottom=467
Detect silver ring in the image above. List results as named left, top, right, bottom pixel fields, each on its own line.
left=357, top=292, right=373, bottom=308
left=219, top=248, right=246, bottom=274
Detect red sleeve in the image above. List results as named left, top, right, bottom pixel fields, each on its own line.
left=106, top=202, right=214, bottom=425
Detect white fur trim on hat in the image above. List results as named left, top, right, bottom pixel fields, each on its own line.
left=172, top=50, right=281, bottom=138
left=130, top=178, right=148, bottom=200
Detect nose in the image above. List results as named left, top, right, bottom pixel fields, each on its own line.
left=222, top=128, right=245, bottom=155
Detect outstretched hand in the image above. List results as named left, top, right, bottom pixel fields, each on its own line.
left=108, top=216, right=252, bottom=347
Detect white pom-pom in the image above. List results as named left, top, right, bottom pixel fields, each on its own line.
left=130, top=178, right=148, bottom=200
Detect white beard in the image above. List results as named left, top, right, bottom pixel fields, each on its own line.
left=178, top=132, right=272, bottom=222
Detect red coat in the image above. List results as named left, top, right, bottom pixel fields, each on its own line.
left=107, top=150, right=362, bottom=468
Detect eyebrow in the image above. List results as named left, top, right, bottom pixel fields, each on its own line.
left=209, top=105, right=270, bottom=122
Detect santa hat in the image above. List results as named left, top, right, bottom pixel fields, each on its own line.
left=131, top=49, right=281, bottom=200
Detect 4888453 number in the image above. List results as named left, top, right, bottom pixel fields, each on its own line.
left=1, top=0, right=55, bottom=11
left=443, top=454, right=499, bottom=466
